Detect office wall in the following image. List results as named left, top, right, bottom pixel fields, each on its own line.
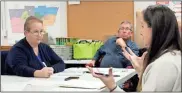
left=134, top=1, right=181, bottom=48
left=134, top=1, right=155, bottom=48
left=1, top=1, right=134, bottom=46
left=67, top=1, right=134, bottom=41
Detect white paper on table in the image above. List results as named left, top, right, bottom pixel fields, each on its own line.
left=27, top=78, right=65, bottom=87
left=26, top=78, right=105, bottom=90
left=59, top=79, right=105, bottom=89
left=51, top=68, right=85, bottom=77
left=24, top=77, right=67, bottom=91
left=51, top=71, right=83, bottom=77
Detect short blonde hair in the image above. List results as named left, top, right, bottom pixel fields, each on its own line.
left=24, top=16, right=43, bottom=32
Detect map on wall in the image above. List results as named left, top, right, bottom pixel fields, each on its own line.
left=9, top=6, right=59, bottom=33
left=1, top=1, right=67, bottom=45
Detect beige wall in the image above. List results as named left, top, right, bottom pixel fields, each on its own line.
left=67, top=1, right=134, bottom=41
left=135, top=11, right=145, bottom=48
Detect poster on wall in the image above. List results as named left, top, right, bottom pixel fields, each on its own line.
left=3, top=1, right=67, bottom=45
left=9, top=6, right=59, bottom=33
left=156, top=1, right=170, bottom=5
left=156, top=1, right=181, bottom=20
left=134, top=1, right=181, bottom=20
left=134, top=1, right=181, bottom=48
left=171, top=1, right=181, bottom=20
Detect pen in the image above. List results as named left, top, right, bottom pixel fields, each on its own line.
left=42, top=62, right=47, bottom=67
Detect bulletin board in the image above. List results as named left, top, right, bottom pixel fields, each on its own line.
left=67, top=1, right=134, bottom=41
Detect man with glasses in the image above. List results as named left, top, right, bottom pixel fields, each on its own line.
left=5, top=16, right=65, bottom=78
left=86, top=21, right=139, bottom=91
left=87, top=21, right=139, bottom=68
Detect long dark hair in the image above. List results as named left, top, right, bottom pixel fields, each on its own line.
left=137, top=5, right=181, bottom=91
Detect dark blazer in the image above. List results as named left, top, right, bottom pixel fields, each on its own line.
left=5, top=38, right=65, bottom=77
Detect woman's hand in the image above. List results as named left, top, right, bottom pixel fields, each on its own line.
left=122, top=47, right=147, bottom=76
left=86, top=66, right=117, bottom=91
left=34, top=67, right=54, bottom=78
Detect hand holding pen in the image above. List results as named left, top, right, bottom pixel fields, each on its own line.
left=34, top=62, right=54, bottom=78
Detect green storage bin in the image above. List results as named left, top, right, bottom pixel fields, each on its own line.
left=73, top=40, right=103, bottom=59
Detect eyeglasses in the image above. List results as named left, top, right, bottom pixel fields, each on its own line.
left=119, top=27, right=131, bottom=31
left=29, top=30, right=46, bottom=36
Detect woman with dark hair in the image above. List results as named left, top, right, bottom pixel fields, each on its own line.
left=87, top=5, right=181, bottom=92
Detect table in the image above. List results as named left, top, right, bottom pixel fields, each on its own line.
left=64, top=60, right=91, bottom=68
left=1, top=68, right=136, bottom=92
left=64, top=60, right=91, bottom=64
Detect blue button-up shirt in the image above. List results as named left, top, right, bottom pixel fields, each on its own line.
left=93, top=36, right=139, bottom=68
